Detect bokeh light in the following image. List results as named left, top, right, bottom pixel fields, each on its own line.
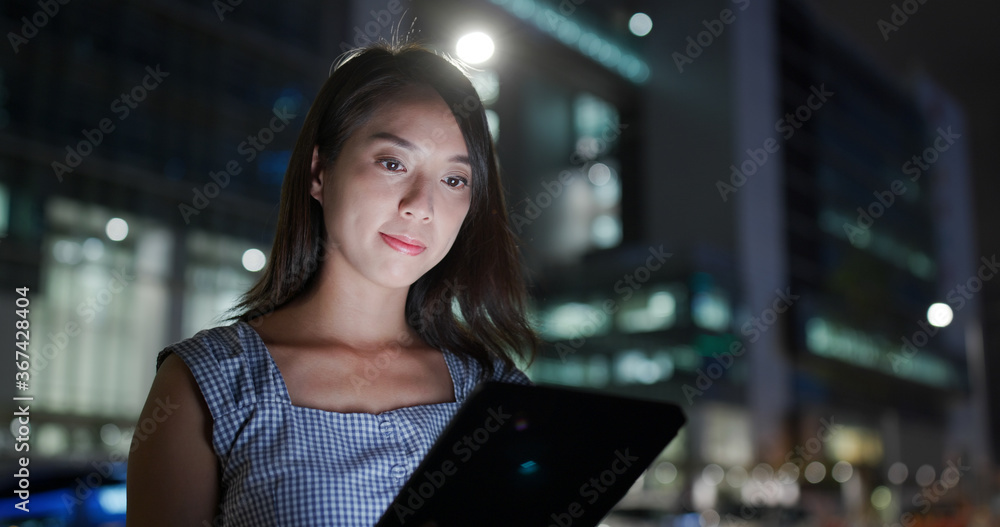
left=804, top=461, right=826, bottom=483
left=654, top=461, right=678, bottom=484
left=871, top=486, right=892, bottom=510
left=82, top=237, right=104, bottom=261
left=915, top=464, right=936, bottom=487
left=588, top=163, right=612, bottom=186
left=700, top=509, right=720, bottom=527
left=106, top=217, right=129, bottom=241
left=456, top=32, right=495, bottom=64
left=888, top=462, right=909, bottom=485
left=927, top=302, right=953, bottom=327
left=242, top=248, right=266, bottom=272
left=628, top=12, right=653, bottom=37
left=752, top=463, right=774, bottom=482
left=831, top=460, right=853, bottom=483
left=702, top=464, right=725, bottom=485
left=726, top=465, right=748, bottom=487
left=777, top=462, right=800, bottom=483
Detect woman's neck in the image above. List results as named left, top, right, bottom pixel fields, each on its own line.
left=261, top=256, right=421, bottom=351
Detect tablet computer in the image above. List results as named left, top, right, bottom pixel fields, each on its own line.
left=375, top=381, right=686, bottom=527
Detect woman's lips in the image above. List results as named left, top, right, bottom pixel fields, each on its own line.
left=380, top=233, right=426, bottom=256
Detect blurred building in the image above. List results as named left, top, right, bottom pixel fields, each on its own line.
left=0, top=0, right=991, bottom=524
left=413, top=0, right=990, bottom=524
left=0, top=0, right=343, bottom=522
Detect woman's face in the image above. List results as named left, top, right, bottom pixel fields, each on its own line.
left=310, top=84, right=473, bottom=290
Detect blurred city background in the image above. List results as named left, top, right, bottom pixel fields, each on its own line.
left=0, top=0, right=998, bottom=524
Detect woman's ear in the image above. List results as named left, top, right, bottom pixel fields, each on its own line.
left=309, top=145, right=324, bottom=204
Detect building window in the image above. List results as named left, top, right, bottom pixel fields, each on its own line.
left=34, top=198, right=171, bottom=420
left=182, top=230, right=267, bottom=336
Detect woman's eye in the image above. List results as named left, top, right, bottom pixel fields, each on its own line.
left=444, top=176, right=469, bottom=189
left=379, top=159, right=404, bottom=172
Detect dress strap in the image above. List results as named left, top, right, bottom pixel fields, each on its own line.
left=155, top=321, right=286, bottom=424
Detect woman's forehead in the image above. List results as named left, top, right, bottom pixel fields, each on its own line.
left=354, top=87, right=468, bottom=154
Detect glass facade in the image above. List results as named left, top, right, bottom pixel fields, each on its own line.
left=0, top=0, right=331, bottom=463
left=779, top=1, right=965, bottom=391
left=34, top=198, right=170, bottom=419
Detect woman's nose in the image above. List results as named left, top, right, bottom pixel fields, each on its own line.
left=399, top=176, right=433, bottom=222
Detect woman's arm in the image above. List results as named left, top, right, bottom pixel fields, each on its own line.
left=126, top=353, right=220, bottom=526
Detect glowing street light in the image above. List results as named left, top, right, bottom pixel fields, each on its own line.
left=456, top=32, right=495, bottom=64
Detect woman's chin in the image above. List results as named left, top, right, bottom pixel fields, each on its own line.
left=371, top=267, right=427, bottom=290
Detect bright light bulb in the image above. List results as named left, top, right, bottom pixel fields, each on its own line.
left=927, top=302, right=953, bottom=327
left=456, top=32, right=495, bottom=64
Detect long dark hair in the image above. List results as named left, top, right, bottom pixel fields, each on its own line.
left=229, top=42, right=538, bottom=374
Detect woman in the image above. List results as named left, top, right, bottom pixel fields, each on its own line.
left=126, top=42, right=538, bottom=526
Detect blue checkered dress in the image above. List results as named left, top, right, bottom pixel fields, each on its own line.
left=154, top=320, right=530, bottom=526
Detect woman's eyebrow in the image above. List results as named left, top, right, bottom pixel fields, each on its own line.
left=371, top=131, right=418, bottom=151
left=371, top=131, right=470, bottom=166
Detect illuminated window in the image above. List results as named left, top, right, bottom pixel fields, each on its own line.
left=577, top=94, right=622, bottom=250
left=469, top=69, right=500, bottom=141
left=539, top=301, right=612, bottom=341
left=532, top=92, right=625, bottom=261
left=616, top=285, right=682, bottom=334
left=183, top=230, right=268, bottom=336
left=35, top=198, right=172, bottom=419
